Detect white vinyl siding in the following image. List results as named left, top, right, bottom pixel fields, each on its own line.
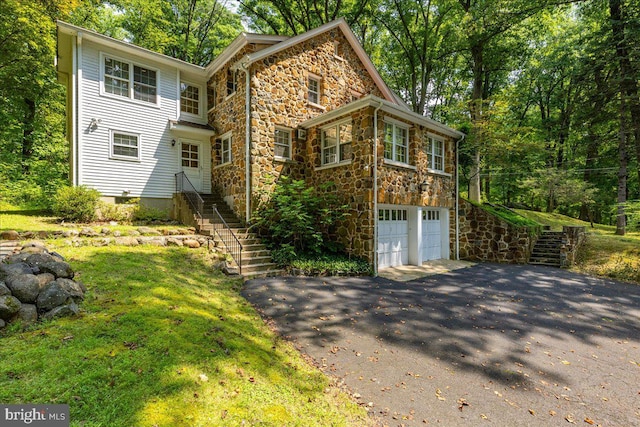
left=78, top=40, right=211, bottom=198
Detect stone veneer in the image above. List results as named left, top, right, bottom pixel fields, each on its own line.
left=207, top=27, right=459, bottom=262
left=457, top=199, right=538, bottom=263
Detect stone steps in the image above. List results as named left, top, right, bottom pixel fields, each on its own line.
left=529, top=232, right=563, bottom=267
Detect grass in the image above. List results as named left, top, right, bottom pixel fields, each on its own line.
left=465, top=199, right=541, bottom=229
left=515, top=209, right=640, bottom=284
left=0, top=224, right=371, bottom=425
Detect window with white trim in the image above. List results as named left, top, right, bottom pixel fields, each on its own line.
left=111, top=131, right=140, bottom=160
left=274, top=128, right=292, bottom=159
left=321, top=121, right=352, bottom=165
left=427, top=136, right=444, bottom=172
left=103, top=55, right=157, bottom=104
left=180, top=82, right=200, bottom=115
left=308, top=76, right=320, bottom=105
left=384, top=122, right=409, bottom=164
left=226, top=69, right=237, bottom=96
left=221, top=133, right=232, bottom=164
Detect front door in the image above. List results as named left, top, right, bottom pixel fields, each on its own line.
left=181, top=140, right=202, bottom=192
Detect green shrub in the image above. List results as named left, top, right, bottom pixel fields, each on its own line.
left=96, top=201, right=134, bottom=222
left=288, top=253, right=371, bottom=276
left=252, top=177, right=349, bottom=256
left=132, top=203, right=169, bottom=222
left=52, top=185, right=100, bottom=222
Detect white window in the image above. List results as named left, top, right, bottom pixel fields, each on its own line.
left=180, top=82, right=200, bottom=116
left=221, top=133, right=232, bottom=164
left=226, top=69, right=237, bottom=96
left=274, top=128, right=292, bottom=159
left=427, top=136, right=445, bottom=172
left=321, top=121, right=352, bottom=165
left=384, top=122, right=409, bottom=164
left=308, top=76, right=320, bottom=105
left=103, top=55, right=158, bottom=104
left=208, top=85, right=217, bottom=110
left=181, top=142, right=199, bottom=168
left=110, top=131, right=140, bottom=161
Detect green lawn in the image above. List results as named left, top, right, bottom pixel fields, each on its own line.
left=0, top=244, right=371, bottom=426
left=515, top=209, right=640, bottom=284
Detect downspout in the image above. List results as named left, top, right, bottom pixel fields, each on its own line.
left=372, top=101, right=383, bottom=276
left=76, top=32, right=83, bottom=186
left=456, top=133, right=465, bottom=260
left=241, top=62, right=251, bottom=223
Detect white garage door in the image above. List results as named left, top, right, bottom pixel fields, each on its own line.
left=378, top=208, right=408, bottom=269
left=422, top=209, right=442, bottom=261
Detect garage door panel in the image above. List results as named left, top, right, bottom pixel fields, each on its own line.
left=422, top=209, right=442, bottom=262
left=378, top=208, right=408, bottom=269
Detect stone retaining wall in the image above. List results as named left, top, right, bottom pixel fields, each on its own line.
left=457, top=199, right=538, bottom=263
left=561, top=226, right=587, bottom=267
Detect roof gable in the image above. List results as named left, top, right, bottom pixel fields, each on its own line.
left=232, top=18, right=399, bottom=105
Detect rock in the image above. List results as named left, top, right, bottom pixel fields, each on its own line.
left=41, top=302, right=79, bottom=321
left=4, top=253, right=31, bottom=264
left=112, top=230, right=122, bottom=237
left=35, top=273, right=55, bottom=289
left=49, top=251, right=65, bottom=262
left=0, top=295, right=21, bottom=320
left=137, top=237, right=165, bottom=246
left=36, top=279, right=84, bottom=312
left=115, top=236, right=139, bottom=246
left=25, top=253, right=56, bottom=268
left=22, top=241, right=46, bottom=249
left=61, top=230, right=79, bottom=238
left=75, top=281, right=88, bottom=293
left=39, top=261, right=74, bottom=279
left=0, top=282, right=11, bottom=296
left=183, top=239, right=200, bottom=248
left=101, top=228, right=111, bottom=235
left=0, top=230, right=20, bottom=240
left=0, top=319, right=5, bottom=328
left=5, top=274, right=40, bottom=303
left=92, top=238, right=111, bottom=247
left=17, top=304, right=38, bottom=324
left=80, top=227, right=99, bottom=237
left=129, top=230, right=141, bottom=236
left=20, top=246, right=45, bottom=254
left=0, top=262, right=35, bottom=278
left=166, top=238, right=183, bottom=247
left=137, top=227, right=162, bottom=236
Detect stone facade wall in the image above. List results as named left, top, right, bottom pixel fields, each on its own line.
left=457, top=199, right=536, bottom=263
left=561, top=226, right=586, bottom=267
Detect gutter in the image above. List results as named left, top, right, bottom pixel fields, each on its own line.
left=372, top=101, right=383, bottom=276
left=456, top=133, right=465, bottom=260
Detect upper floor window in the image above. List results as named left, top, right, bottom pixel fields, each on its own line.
left=321, top=121, right=352, bottom=165
left=208, top=85, right=217, bottom=110
left=180, top=82, right=200, bottom=116
left=274, top=128, right=292, bottom=159
left=427, top=136, right=444, bottom=172
left=110, top=130, right=140, bottom=161
left=226, top=69, right=237, bottom=96
left=103, top=55, right=157, bottom=104
left=221, top=132, right=232, bottom=164
left=384, top=121, right=409, bottom=164
left=308, top=76, right=321, bottom=105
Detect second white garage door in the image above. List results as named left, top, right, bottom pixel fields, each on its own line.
left=422, top=209, right=442, bottom=261
left=378, top=208, right=408, bottom=269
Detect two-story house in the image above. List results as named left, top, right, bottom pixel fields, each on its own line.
left=56, top=19, right=464, bottom=273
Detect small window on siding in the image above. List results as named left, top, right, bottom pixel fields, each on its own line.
left=274, top=128, right=292, bottom=159
left=308, top=76, right=320, bottom=105
left=221, top=133, right=232, bottom=164
left=111, top=131, right=140, bottom=161
left=180, top=82, right=200, bottom=115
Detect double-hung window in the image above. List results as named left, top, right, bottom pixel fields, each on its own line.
left=110, top=131, right=140, bottom=161
left=226, top=69, right=237, bottom=96
left=384, top=121, right=409, bottom=164
left=180, top=82, right=200, bottom=116
left=308, top=76, right=320, bottom=105
left=427, top=136, right=445, bottom=172
left=221, top=133, right=232, bottom=164
left=274, top=128, right=292, bottom=159
left=321, top=121, right=352, bottom=165
left=103, top=55, right=157, bottom=104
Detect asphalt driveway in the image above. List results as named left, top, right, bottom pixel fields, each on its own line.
left=243, top=264, right=640, bottom=426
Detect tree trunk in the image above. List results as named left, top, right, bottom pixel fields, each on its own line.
left=468, top=43, right=484, bottom=203
left=616, top=98, right=627, bottom=236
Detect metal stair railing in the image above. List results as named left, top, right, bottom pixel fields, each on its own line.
left=211, top=204, right=243, bottom=274
left=175, top=172, right=243, bottom=274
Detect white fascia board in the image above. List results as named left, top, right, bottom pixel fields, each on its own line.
left=204, top=33, right=288, bottom=76
left=300, top=95, right=464, bottom=138
left=169, top=121, right=216, bottom=137
left=57, top=21, right=207, bottom=77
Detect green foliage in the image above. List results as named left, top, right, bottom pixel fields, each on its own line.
left=252, top=177, right=349, bottom=256
left=289, top=253, right=372, bottom=276
left=467, top=199, right=541, bottom=229
left=52, top=185, right=100, bottom=222
left=131, top=202, right=170, bottom=222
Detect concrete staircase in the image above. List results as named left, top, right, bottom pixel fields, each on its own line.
left=195, top=193, right=282, bottom=279
left=528, top=231, right=563, bottom=267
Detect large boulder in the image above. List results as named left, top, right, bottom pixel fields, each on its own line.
left=5, top=274, right=40, bottom=303
left=36, top=279, right=84, bottom=312
left=0, top=282, right=11, bottom=296
left=0, top=262, right=35, bottom=279
left=4, top=253, right=31, bottom=264
left=0, top=295, right=21, bottom=320
left=35, top=273, right=55, bottom=289
left=39, top=261, right=74, bottom=279
left=17, top=304, right=38, bottom=325
left=25, top=253, right=56, bottom=269
left=0, top=230, right=20, bottom=240
left=41, top=302, right=79, bottom=321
